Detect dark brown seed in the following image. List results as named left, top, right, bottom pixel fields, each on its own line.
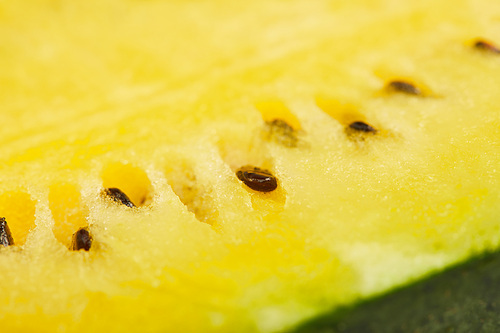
left=349, top=121, right=377, bottom=133
left=103, top=188, right=135, bottom=208
left=0, top=217, right=14, bottom=247
left=474, top=39, right=500, bottom=54
left=386, top=80, right=422, bottom=96
left=269, top=119, right=293, bottom=130
left=236, top=166, right=278, bottom=193
left=71, top=227, right=92, bottom=251
left=265, top=119, right=298, bottom=147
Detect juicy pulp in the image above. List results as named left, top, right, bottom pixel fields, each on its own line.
left=0, top=0, right=499, bottom=332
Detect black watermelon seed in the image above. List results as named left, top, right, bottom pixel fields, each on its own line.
left=266, top=119, right=298, bottom=147
left=236, top=166, right=278, bottom=193
left=268, top=119, right=294, bottom=133
left=104, top=188, right=136, bottom=208
left=0, top=217, right=14, bottom=247
left=71, top=227, right=92, bottom=251
left=387, top=80, right=422, bottom=96
left=349, top=121, right=377, bottom=133
left=474, top=39, right=500, bottom=54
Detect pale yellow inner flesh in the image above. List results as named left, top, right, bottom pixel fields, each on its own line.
left=0, top=0, right=499, bottom=332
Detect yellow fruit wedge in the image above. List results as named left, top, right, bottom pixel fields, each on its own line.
left=0, top=0, right=499, bottom=332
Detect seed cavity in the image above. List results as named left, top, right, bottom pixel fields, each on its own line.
left=386, top=80, right=422, bottom=96
left=0, top=217, right=14, bottom=247
left=71, top=227, right=92, bottom=251
left=265, top=119, right=298, bottom=147
left=49, top=183, right=88, bottom=246
left=474, top=39, right=500, bottom=54
left=0, top=191, right=36, bottom=246
left=348, top=121, right=377, bottom=133
left=236, top=166, right=278, bottom=193
left=255, top=100, right=302, bottom=130
left=101, top=162, right=152, bottom=206
left=165, top=161, right=220, bottom=226
left=103, top=188, right=136, bottom=208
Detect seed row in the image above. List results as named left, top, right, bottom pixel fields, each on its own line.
left=0, top=37, right=497, bottom=251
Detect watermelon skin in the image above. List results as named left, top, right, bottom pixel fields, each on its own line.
left=294, top=250, right=500, bottom=333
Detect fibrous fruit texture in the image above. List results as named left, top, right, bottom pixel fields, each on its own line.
left=0, top=0, right=499, bottom=332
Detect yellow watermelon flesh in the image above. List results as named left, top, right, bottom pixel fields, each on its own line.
left=0, top=0, right=499, bottom=332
